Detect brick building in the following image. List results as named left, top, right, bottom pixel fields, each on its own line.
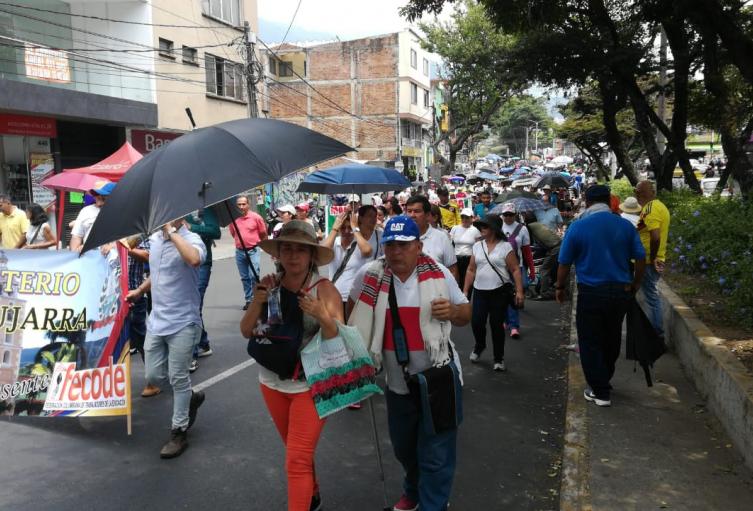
left=261, top=30, right=434, bottom=175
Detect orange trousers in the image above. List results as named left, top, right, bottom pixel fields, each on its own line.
left=260, top=384, right=326, bottom=511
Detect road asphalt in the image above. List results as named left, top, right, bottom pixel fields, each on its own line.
left=0, top=250, right=569, bottom=511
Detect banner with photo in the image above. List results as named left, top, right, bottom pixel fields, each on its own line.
left=0, top=247, right=130, bottom=419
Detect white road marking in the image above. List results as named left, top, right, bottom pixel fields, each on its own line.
left=193, top=359, right=257, bottom=392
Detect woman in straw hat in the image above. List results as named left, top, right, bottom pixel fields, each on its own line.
left=619, top=196, right=642, bottom=227
left=240, top=220, right=342, bottom=511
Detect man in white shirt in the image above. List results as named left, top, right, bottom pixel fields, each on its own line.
left=347, top=215, right=470, bottom=511
left=405, top=195, right=458, bottom=281
left=69, top=181, right=115, bottom=252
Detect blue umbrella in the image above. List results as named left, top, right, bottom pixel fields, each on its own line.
left=500, top=166, right=515, bottom=173
left=485, top=153, right=502, bottom=161
left=296, top=163, right=411, bottom=194
left=477, top=171, right=500, bottom=181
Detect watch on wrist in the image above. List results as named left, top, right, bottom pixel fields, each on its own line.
left=353, top=227, right=361, bottom=233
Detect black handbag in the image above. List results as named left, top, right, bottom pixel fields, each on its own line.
left=388, top=278, right=463, bottom=435
left=246, top=277, right=324, bottom=380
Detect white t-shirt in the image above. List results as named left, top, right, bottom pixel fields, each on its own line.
left=349, top=262, right=468, bottom=394
left=472, top=240, right=513, bottom=290
left=71, top=204, right=101, bottom=244
left=420, top=226, right=457, bottom=268
left=449, top=225, right=480, bottom=257
left=620, top=212, right=640, bottom=227
left=501, top=221, right=530, bottom=262
left=329, top=230, right=383, bottom=301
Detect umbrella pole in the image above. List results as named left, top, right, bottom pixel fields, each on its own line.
left=367, top=397, right=391, bottom=511
left=56, top=190, right=66, bottom=250
left=224, top=200, right=260, bottom=282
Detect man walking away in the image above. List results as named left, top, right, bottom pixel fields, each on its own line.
left=527, top=220, right=561, bottom=300
left=126, top=219, right=207, bottom=458
left=185, top=208, right=221, bottom=371
left=555, top=185, right=645, bottom=407
left=635, top=181, right=670, bottom=337
left=0, top=194, right=30, bottom=249
left=348, top=216, right=471, bottom=511
left=229, top=195, right=268, bottom=311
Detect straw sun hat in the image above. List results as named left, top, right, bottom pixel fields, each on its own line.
left=619, top=196, right=642, bottom=214
left=258, top=220, right=334, bottom=265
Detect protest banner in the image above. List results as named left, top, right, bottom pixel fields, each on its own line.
left=0, top=246, right=131, bottom=429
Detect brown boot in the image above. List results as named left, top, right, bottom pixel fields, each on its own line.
left=160, top=428, right=188, bottom=459
left=141, top=384, right=161, bottom=398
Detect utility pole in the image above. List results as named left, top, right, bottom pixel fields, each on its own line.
left=524, top=125, right=529, bottom=160
left=244, top=21, right=259, bottom=119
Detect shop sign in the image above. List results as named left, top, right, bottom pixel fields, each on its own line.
left=402, top=146, right=422, bottom=158
left=131, top=129, right=183, bottom=154
left=0, top=114, right=57, bottom=137
left=29, top=153, right=56, bottom=208
left=25, top=47, right=71, bottom=83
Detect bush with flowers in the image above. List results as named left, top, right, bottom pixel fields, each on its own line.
left=662, top=190, right=753, bottom=329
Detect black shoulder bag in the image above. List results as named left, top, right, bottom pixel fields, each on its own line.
left=481, top=241, right=516, bottom=308
left=388, top=277, right=463, bottom=435
left=331, top=241, right=358, bottom=283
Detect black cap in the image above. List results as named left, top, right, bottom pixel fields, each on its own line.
left=473, top=214, right=504, bottom=235
left=585, top=184, right=611, bottom=201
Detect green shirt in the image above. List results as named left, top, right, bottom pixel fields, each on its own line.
left=184, top=208, right=221, bottom=263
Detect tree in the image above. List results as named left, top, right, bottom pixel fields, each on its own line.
left=419, top=1, right=523, bottom=172
left=491, top=95, right=553, bottom=157
left=558, top=82, right=639, bottom=182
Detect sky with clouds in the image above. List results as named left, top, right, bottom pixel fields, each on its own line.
left=257, top=0, right=450, bottom=42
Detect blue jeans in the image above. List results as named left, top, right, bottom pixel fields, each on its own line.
left=127, top=295, right=147, bottom=356
left=576, top=284, right=631, bottom=400
left=386, top=390, right=458, bottom=511
left=144, top=323, right=202, bottom=430
left=194, top=261, right=212, bottom=356
left=235, top=247, right=260, bottom=303
left=506, top=266, right=527, bottom=329
left=471, top=287, right=508, bottom=362
left=640, top=265, right=663, bottom=336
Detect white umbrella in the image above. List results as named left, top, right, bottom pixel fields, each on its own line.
left=552, top=155, right=574, bottom=164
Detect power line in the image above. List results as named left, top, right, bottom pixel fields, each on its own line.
left=280, top=0, right=303, bottom=46
left=0, top=2, right=239, bottom=29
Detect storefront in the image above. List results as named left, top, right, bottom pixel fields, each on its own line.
left=0, top=113, right=57, bottom=210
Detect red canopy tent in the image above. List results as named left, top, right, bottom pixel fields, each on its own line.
left=53, top=142, right=143, bottom=246
left=65, top=141, right=143, bottom=182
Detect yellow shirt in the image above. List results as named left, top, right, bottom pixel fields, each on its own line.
left=0, top=207, right=30, bottom=249
left=438, top=203, right=461, bottom=230
left=637, top=199, right=670, bottom=262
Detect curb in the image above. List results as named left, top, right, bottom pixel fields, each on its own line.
left=559, top=288, right=592, bottom=511
left=660, top=281, right=753, bottom=472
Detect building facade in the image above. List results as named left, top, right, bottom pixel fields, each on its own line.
left=261, top=30, right=434, bottom=175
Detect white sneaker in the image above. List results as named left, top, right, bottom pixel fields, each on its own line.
left=493, top=361, right=506, bottom=372
left=469, top=351, right=480, bottom=363
left=583, top=388, right=611, bottom=407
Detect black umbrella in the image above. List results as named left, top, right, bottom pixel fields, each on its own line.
left=535, top=172, right=571, bottom=189
left=82, top=118, right=352, bottom=253
left=494, top=190, right=541, bottom=203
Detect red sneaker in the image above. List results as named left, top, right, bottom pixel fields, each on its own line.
left=393, top=495, right=418, bottom=511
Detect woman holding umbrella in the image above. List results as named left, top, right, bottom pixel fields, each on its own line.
left=240, top=220, right=342, bottom=511
left=462, top=214, right=525, bottom=371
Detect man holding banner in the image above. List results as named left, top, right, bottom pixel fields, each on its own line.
left=127, top=218, right=207, bottom=459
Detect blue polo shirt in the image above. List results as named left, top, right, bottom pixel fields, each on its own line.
left=559, top=211, right=645, bottom=286
left=474, top=202, right=491, bottom=218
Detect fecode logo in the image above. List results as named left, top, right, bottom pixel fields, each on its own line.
left=43, top=358, right=127, bottom=411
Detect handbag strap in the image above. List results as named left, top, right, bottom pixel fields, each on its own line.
left=481, top=241, right=510, bottom=286
left=331, top=241, right=358, bottom=283
left=29, top=224, right=43, bottom=245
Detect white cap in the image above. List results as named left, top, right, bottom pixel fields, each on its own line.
left=542, top=184, right=552, bottom=190
left=501, top=202, right=516, bottom=214
left=460, top=208, right=473, bottom=217
left=276, top=204, right=296, bottom=215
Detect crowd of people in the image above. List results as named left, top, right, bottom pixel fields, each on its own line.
left=0, top=168, right=670, bottom=511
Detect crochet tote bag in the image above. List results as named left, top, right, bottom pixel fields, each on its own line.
left=301, top=322, right=382, bottom=418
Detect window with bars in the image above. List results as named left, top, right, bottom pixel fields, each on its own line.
left=182, top=46, right=198, bottom=65
left=158, top=38, right=174, bottom=58
left=205, top=54, right=245, bottom=101
left=279, top=61, right=293, bottom=77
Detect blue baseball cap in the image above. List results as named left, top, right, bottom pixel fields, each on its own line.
left=90, top=181, right=116, bottom=196
left=381, top=215, right=420, bottom=244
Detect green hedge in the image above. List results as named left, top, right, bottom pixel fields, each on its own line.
left=662, top=190, right=753, bottom=328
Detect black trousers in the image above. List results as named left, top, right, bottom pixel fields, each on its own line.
left=471, top=287, right=509, bottom=362
left=576, top=283, right=632, bottom=400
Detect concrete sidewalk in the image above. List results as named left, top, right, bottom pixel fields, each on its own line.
left=562, top=301, right=753, bottom=510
